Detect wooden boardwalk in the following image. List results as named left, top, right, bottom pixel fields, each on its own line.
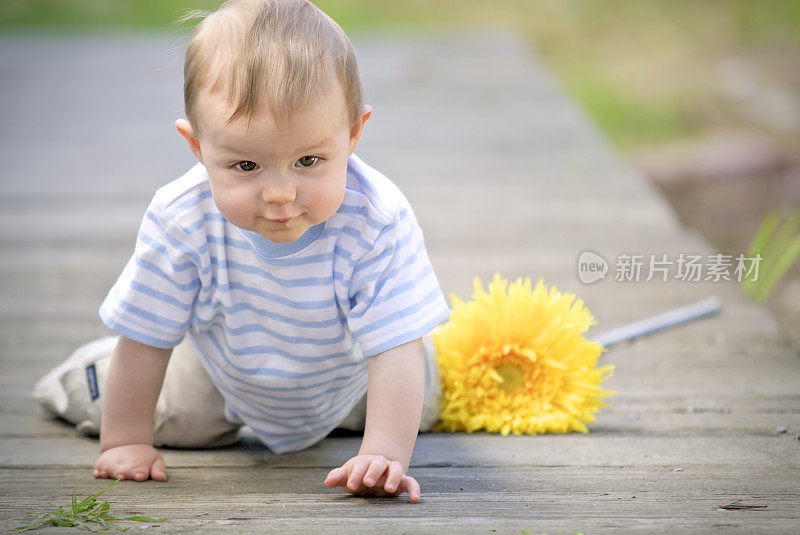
left=1, top=31, right=798, bottom=534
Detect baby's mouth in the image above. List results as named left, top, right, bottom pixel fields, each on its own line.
left=266, top=216, right=297, bottom=228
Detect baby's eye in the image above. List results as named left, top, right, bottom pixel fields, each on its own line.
left=296, top=156, right=319, bottom=168
left=235, top=161, right=258, bottom=172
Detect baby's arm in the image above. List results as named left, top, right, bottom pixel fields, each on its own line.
left=324, top=338, right=425, bottom=501
left=93, top=336, right=171, bottom=482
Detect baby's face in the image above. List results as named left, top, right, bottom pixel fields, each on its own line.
left=192, top=83, right=361, bottom=244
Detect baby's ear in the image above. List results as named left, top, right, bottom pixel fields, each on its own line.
left=348, top=105, right=372, bottom=154
left=175, top=119, right=203, bottom=162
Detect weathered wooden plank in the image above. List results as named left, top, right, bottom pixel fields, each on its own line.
left=7, top=388, right=796, bottom=416
left=2, top=432, right=798, bottom=470
left=1, top=466, right=798, bottom=534
left=2, top=409, right=798, bottom=443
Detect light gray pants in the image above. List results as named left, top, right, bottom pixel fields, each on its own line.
left=34, top=334, right=441, bottom=449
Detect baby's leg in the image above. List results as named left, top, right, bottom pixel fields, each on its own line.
left=33, top=336, right=240, bottom=448
left=152, top=338, right=241, bottom=448
left=33, top=335, right=117, bottom=436
left=419, top=333, right=441, bottom=432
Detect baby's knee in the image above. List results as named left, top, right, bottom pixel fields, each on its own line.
left=152, top=407, right=241, bottom=449
left=153, top=388, right=240, bottom=448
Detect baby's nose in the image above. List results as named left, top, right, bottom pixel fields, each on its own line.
left=261, top=176, right=296, bottom=204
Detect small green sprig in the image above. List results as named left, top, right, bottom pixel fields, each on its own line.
left=14, top=478, right=167, bottom=532
left=741, top=208, right=800, bottom=303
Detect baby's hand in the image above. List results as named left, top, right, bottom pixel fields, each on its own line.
left=323, top=454, right=420, bottom=502
left=94, top=444, right=168, bottom=482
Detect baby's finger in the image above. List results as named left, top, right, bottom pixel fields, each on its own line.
left=324, top=467, right=345, bottom=487
left=129, top=462, right=151, bottom=482
left=401, top=475, right=421, bottom=503
left=383, top=461, right=405, bottom=494
left=150, top=456, right=168, bottom=482
left=347, top=461, right=370, bottom=491
left=363, top=456, right=389, bottom=487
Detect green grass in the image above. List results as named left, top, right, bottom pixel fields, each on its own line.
left=0, top=0, right=214, bottom=29
left=2, top=0, right=799, bottom=150
left=557, top=62, right=698, bottom=147
left=13, top=478, right=167, bottom=532
left=742, top=209, right=800, bottom=303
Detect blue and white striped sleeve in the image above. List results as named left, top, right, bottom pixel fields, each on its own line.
left=99, top=200, right=201, bottom=349
left=346, top=208, right=451, bottom=357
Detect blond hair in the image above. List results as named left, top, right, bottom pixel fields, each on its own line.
left=179, top=0, right=363, bottom=135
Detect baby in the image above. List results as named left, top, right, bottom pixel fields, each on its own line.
left=70, top=0, right=449, bottom=502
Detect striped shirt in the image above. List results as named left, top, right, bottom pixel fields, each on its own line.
left=99, top=154, right=450, bottom=454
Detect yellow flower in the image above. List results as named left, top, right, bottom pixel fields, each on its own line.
left=433, top=274, right=614, bottom=436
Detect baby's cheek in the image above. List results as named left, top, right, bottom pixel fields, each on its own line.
left=213, top=189, right=255, bottom=228
left=308, top=180, right=346, bottom=223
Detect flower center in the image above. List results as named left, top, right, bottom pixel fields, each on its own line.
left=494, top=362, right=526, bottom=393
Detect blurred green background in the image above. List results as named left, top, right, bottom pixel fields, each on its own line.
left=2, top=0, right=799, bottom=150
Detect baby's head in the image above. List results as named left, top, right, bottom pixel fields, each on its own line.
left=175, top=0, right=371, bottom=244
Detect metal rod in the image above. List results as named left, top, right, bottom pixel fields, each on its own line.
left=589, top=296, right=722, bottom=349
